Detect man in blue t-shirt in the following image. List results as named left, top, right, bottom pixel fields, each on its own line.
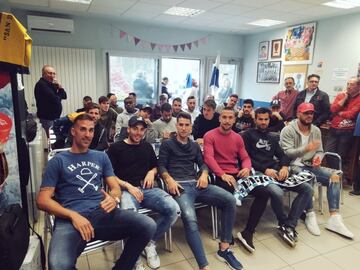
left=37, top=114, right=156, bottom=270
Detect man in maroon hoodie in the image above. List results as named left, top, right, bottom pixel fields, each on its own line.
left=325, top=77, right=360, bottom=169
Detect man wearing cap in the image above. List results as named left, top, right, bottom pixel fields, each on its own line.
left=107, top=115, right=180, bottom=270
left=280, top=102, right=353, bottom=239
left=293, top=74, right=331, bottom=126
left=98, top=96, right=118, bottom=142
left=325, top=77, right=360, bottom=170
left=114, top=96, right=139, bottom=141
left=272, top=77, right=298, bottom=121
left=268, top=99, right=286, bottom=134
left=153, top=103, right=177, bottom=140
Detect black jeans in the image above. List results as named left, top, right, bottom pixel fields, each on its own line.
left=215, top=176, right=270, bottom=233
left=325, top=128, right=354, bottom=169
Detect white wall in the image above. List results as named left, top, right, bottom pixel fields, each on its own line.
left=241, top=12, right=360, bottom=103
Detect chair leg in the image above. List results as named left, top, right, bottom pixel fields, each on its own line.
left=318, top=184, right=324, bottom=215
left=164, top=228, right=173, bottom=252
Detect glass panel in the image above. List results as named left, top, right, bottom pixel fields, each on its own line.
left=109, top=56, right=158, bottom=106
left=211, top=64, right=237, bottom=106
left=161, top=58, right=200, bottom=106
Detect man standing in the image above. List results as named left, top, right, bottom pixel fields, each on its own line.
left=107, top=93, right=123, bottom=114
left=216, top=94, right=239, bottom=114
left=114, top=96, right=139, bottom=140
left=34, top=65, right=67, bottom=137
left=153, top=103, right=177, bottom=140
left=161, top=77, right=171, bottom=99
left=185, top=95, right=200, bottom=123
left=158, top=112, right=243, bottom=270
left=98, top=96, right=118, bottom=142
left=325, top=77, right=360, bottom=169
left=272, top=77, right=298, bottom=120
left=293, top=74, right=330, bottom=126
left=37, top=114, right=156, bottom=270
left=233, top=99, right=255, bottom=133
left=172, top=97, right=183, bottom=117
left=192, top=99, right=220, bottom=145
left=107, top=116, right=180, bottom=270
left=242, top=107, right=313, bottom=247
left=280, top=102, right=353, bottom=239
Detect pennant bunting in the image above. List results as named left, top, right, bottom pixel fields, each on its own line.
left=173, top=45, right=178, bottom=52
left=134, top=37, right=141, bottom=46
left=186, top=43, right=192, bottom=50
left=150, top=43, right=156, bottom=50
left=193, top=40, right=199, bottom=48
left=180, top=44, right=185, bottom=51
left=120, top=31, right=127, bottom=39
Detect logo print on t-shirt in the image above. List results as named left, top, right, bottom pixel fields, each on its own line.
left=256, top=139, right=271, bottom=151
left=76, top=168, right=99, bottom=193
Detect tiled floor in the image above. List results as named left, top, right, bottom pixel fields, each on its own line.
left=36, top=185, right=360, bottom=270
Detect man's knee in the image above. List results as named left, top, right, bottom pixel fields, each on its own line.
left=49, top=252, right=76, bottom=270
left=330, top=173, right=340, bottom=182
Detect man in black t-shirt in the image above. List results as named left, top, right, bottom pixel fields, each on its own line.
left=107, top=116, right=180, bottom=270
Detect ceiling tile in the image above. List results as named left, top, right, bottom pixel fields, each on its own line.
left=152, top=14, right=188, bottom=23
left=230, top=0, right=282, bottom=8
left=9, top=0, right=48, bottom=6
left=126, top=2, right=170, bottom=13
left=49, top=0, right=89, bottom=11
left=90, top=0, right=135, bottom=9
left=265, top=0, right=313, bottom=12
left=140, top=0, right=183, bottom=5
left=209, top=4, right=255, bottom=15
left=179, top=0, right=224, bottom=11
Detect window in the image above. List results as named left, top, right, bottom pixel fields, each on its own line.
left=212, top=63, right=238, bottom=106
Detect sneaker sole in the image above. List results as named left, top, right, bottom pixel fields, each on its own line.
left=216, top=254, right=243, bottom=270
left=277, top=231, right=296, bottom=248
left=237, top=232, right=255, bottom=253
left=325, top=226, right=354, bottom=239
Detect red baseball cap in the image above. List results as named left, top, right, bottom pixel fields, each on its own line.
left=297, top=102, right=315, bottom=113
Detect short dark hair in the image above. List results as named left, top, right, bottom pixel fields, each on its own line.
left=85, top=103, right=100, bottom=113
left=98, top=96, right=108, bottom=104
left=177, top=112, right=192, bottom=123
left=220, top=106, right=236, bottom=116
left=83, top=95, right=92, bottom=102
left=159, top=94, right=168, bottom=101
left=124, top=96, right=133, bottom=104
left=161, top=103, right=172, bottom=112
left=307, top=74, right=320, bottom=81
left=243, top=99, right=254, bottom=107
left=284, top=77, right=295, bottom=83
left=203, top=99, right=217, bottom=110
left=107, top=93, right=115, bottom=99
left=173, top=97, right=182, bottom=104
left=162, top=77, right=168, bottom=81
left=230, top=94, right=238, bottom=99
left=73, top=113, right=94, bottom=126
left=129, top=92, right=136, bottom=97
left=187, top=96, right=195, bottom=101
left=255, top=107, right=271, bottom=119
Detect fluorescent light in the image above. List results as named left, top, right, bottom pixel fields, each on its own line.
left=247, top=19, right=285, bottom=27
left=164, top=7, right=205, bottom=17
left=57, top=0, right=92, bottom=4
left=323, top=0, right=360, bottom=9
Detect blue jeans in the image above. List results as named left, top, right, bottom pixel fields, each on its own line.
left=292, top=165, right=341, bottom=212
left=48, top=207, right=156, bottom=270
left=266, top=182, right=313, bottom=228
left=174, top=181, right=236, bottom=269
left=120, top=187, right=180, bottom=241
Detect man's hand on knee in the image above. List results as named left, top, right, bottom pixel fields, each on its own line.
left=70, top=212, right=94, bottom=242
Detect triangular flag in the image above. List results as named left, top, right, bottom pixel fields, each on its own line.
left=165, top=45, right=171, bottom=52
left=180, top=44, right=186, bottom=51
left=193, top=40, right=199, bottom=48
left=120, top=31, right=127, bottom=39
left=127, top=34, right=132, bottom=43
left=186, top=43, right=192, bottom=50
left=151, top=43, right=156, bottom=50
left=134, top=37, right=141, bottom=46
left=173, top=45, right=178, bottom=52
left=200, top=36, right=208, bottom=44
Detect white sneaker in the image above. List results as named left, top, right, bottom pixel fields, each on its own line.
left=144, top=242, right=160, bottom=269
left=325, top=214, right=354, bottom=239
left=305, top=211, right=321, bottom=236
left=133, top=257, right=145, bottom=270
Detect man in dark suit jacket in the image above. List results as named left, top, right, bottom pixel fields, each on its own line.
left=293, top=74, right=330, bottom=126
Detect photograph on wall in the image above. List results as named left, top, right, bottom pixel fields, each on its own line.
left=258, top=41, right=269, bottom=61
left=257, top=61, right=281, bottom=83
left=271, top=39, right=282, bottom=58
left=283, top=22, right=316, bottom=65
left=284, top=72, right=306, bottom=91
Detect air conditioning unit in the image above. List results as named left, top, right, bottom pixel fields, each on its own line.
left=27, top=15, right=74, bottom=33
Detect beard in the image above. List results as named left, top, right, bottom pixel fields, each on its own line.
left=299, top=118, right=312, bottom=126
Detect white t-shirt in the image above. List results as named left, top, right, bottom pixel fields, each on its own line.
left=292, top=132, right=310, bottom=166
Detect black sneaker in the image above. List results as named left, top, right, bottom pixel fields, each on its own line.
left=349, top=190, right=360, bottom=196
left=237, top=230, right=255, bottom=253
left=289, top=227, right=298, bottom=242
left=300, top=211, right=306, bottom=222
left=216, top=248, right=243, bottom=270
left=277, top=225, right=296, bottom=247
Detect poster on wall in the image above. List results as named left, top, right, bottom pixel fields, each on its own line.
left=283, top=22, right=316, bottom=65
left=258, top=41, right=269, bottom=61
left=284, top=73, right=306, bottom=91
left=0, top=72, right=21, bottom=213
left=257, top=61, right=281, bottom=83
left=271, top=39, right=283, bottom=58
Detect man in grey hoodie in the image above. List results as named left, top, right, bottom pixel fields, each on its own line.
left=280, top=102, right=353, bottom=239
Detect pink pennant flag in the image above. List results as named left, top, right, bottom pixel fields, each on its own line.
left=158, top=44, right=164, bottom=52
left=140, top=41, right=147, bottom=48
left=150, top=43, right=156, bottom=50
left=173, top=45, right=178, bottom=52
left=134, top=37, right=141, bottom=46
left=186, top=43, right=192, bottom=50
left=193, top=40, right=199, bottom=48
left=120, top=31, right=127, bottom=39
left=180, top=44, right=186, bottom=51
left=200, top=36, right=208, bottom=44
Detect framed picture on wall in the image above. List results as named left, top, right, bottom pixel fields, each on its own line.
left=271, top=39, right=282, bottom=58
left=283, top=22, right=316, bottom=65
left=257, top=61, right=281, bottom=83
left=258, top=41, right=269, bottom=60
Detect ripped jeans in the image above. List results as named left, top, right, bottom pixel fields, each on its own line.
left=291, top=165, right=341, bottom=212
left=121, top=187, right=180, bottom=241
